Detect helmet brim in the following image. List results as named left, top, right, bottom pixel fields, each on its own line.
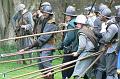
left=63, top=13, right=77, bottom=17
left=100, top=13, right=111, bottom=19
left=42, top=11, right=54, bottom=14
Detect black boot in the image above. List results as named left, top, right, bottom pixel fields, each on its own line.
left=74, top=76, right=79, bottom=79
left=118, top=74, right=120, bottom=79
left=83, top=74, right=89, bottom=79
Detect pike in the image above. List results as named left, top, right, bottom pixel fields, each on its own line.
left=76, top=46, right=108, bottom=79
left=0, top=54, right=72, bottom=64
left=0, top=48, right=56, bottom=58
left=26, top=65, right=75, bottom=79
left=77, top=50, right=104, bottom=79
left=27, top=65, right=74, bottom=79
left=0, top=28, right=78, bottom=42
left=10, top=54, right=73, bottom=79
left=88, top=0, right=97, bottom=15
left=38, top=65, right=75, bottom=79
left=26, top=52, right=101, bottom=79
left=33, top=50, right=104, bottom=79
left=11, top=50, right=103, bottom=79
left=2, top=57, right=60, bottom=78
left=108, top=0, right=114, bottom=9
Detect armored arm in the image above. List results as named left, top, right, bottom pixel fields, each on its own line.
left=102, top=24, right=118, bottom=43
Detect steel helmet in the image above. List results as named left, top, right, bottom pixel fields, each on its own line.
left=75, top=15, right=87, bottom=24
left=42, top=6, right=53, bottom=14
left=16, top=4, right=25, bottom=12
left=99, top=7, right=111, bottom=19
left=41, top=2, right=51, bottom=7
left=99, top=3, right=108, bottom=11
left=64, top=6, right=77, bottom=16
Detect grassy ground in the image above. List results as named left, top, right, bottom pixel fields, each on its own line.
left=0, top=59, right=62, bottom=79
left=0, top=45, right=63, bottom=79
left=2, top=45, right=119, bottom=79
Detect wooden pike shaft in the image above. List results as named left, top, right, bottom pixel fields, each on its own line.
left=29, top=52, right=101, bottom=76
left=0, top=48, right=56, bottom=58
left=9, top=54, right=73, bottom=79
left=27, top=64, right=64, bottom=79
left=0, top=54, right=72, bottom=64
left=0, top=28, right=78, bottom=42
left=35, top=65, right=75, bottom=79
left=33, top=50, right=104, bottom=79
left=78, top=51, right=104, bottom=79
left=4, top=57, right=60, bottom=74
left=11, top=51, right=103, bottom=79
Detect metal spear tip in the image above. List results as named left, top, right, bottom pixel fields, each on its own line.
left=0, top=54, right=7, bottom=58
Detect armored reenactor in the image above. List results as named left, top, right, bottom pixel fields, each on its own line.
left=96, top=7, right=118, bottom=79
left=12, top=3, right=34, bottom=64
left=58, top=6, right=78, bottom=79
left=114, top=5, right=120, bottom=79
left=115, top=5, right=120, bottom=53
left=32, top=2, right=52, bottom=64
left=93, top=6, right=102, bottom=39
left=33, top=2, right=51, bottom=34
left=85, top=5, right=102, bottom=41
left=72, top=15, right=98, bottom=79
left=19, top=6, right=57, bottom=79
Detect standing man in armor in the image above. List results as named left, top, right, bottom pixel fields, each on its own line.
left=96, top=7, right=118, bottom=79
left=115, top=5, right=120, bottom=79
left=58, top=6, right=78, bottom=79
left=33, top=2, right=51, bottom=34
left=115, top=5, right=120, bottom=54
left=19, top=6, right=57, bottom=79
left=12, top=3, right=34, bottom=64
left=72, top=15, right=98, bottom=79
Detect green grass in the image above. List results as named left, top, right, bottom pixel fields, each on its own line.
left=0, top=45, right=63, bottom=79
left=0, top=59, right=63, bottom=79
left=0, top=62, right=37, bottom=79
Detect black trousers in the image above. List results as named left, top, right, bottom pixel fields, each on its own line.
left=118, top=74, right=120, bottom=79
left=62, top=55, right=78, bottom=79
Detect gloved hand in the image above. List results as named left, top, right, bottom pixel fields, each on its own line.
left=72, top=52, right=79, bottom=57
left=21, top=25, right=27, bottom=30
left=100, top=22, right=107, bottom=33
